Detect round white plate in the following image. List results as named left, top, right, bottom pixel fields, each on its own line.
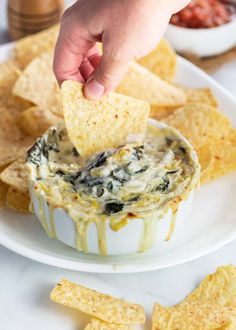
left=1, top=43, right=236, bottom=273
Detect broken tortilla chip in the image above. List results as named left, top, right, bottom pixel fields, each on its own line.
left=13, top=24, right=59, bottom=69
left=0, top=158, right=28, bottom=194
left=84, top=319, right=133, bottom=330
left=116, top=62, right=186, bottom=108
left=50, top=279, right=145, bottom=325
left=19, top=106, right=62, bottom=138
left=13, top=52, right=61, bottom=115
left=61, top=80, right=150, bottom=157
left=6, top=187, right=30, bottom=213
left=138, top=39, right=176, bottom=81
left=152, top=302, right=236, bottom=330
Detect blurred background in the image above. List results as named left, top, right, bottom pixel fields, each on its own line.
left=0, top=0, right=74, bottom=44
left=0, top=0, right=236, bottom=94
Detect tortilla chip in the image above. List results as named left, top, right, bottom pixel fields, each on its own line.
left=13, top=24, right=59, bottom=68
left=50, top=279, right=145, bottom=325
left=0, top=181, right=8, bottom=208
left=0, top=159, right=28, bottom=194
left=163, top=103, right=231, bottom=150
left=186, top=266, right=236, bottom=308
left=0, top=60, right=31, bottom=114
left=116, top=63, right=186, bottom=108
left=196, top=145, right=213, bottom=176
left=13, top=52, right=61, bottom=115
left=84, top=319, right=133, bottom=330
left=150, top=106, right=179, bottom=120
left=19, top=106, right=62, bottom=138
left=152, top=302, right=236, bottom=330
left=6, top=187, right=30, bottom=213
left=150, top=87, right=218, bottom=120
left=0, top=106, right=33, bottom=167
left=200, top=130, right=236, bottom=183
left=0, top=60, right=20, bottom=97
left=138, top=39, right=176, bottom=81
left=184, top=87, right=218, bottom=108
left=61, top=80, right=150, bottom=157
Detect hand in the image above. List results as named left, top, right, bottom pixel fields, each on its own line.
left=53, top=0, right=190, bottom=100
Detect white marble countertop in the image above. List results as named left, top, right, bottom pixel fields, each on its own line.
left=1, top=1, right=236, bottom=329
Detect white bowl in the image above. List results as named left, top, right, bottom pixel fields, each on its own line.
left=165, top=19, right=236, bottom=57
left=30, top=186, right=195, bottom=255
left=28, top=120, right=200, bottom=256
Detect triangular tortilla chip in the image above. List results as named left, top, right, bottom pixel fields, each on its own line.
left=13, top=24, right=59, bottom=69
left=200, top=130, right=236, bottom=183
left=13, top=52, right=61, bottom=115
left=116, top=62, right=186, bottom=108
left=6, top=187, right=30, bottom=213
left=0, top=158, right=28, bottom=194
left=0, top=60, right=31, bottom=114
left=163, top=103, right=231, bottom=150
left=61, top=80, right=150, bottom=157
left=186, top=265, right=236, bottom=308
left=137, top=38, right=176, bottom=81
left=19, top=106, right=62, bottom=138
left=152, top=302, right=236, bottom=330
left=0, top=106, right=33, bottom=167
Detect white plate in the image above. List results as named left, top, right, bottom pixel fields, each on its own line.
left=1, top=43, right=236, bottom=273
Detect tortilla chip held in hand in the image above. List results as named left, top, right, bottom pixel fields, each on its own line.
left=61, top=80, right=150, bottom=158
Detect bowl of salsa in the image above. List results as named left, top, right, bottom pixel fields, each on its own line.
left=165, top=0, right=236, bottom=57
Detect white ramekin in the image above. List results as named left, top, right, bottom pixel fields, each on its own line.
left=28, top=120, right=199, bottom=256
left=165, top=19, right=236, bottom=57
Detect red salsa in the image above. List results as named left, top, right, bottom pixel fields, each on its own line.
left=170, top=0, right=235, bottom=28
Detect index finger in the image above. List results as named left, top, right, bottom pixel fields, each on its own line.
left=53, top=25, right=95, bottom=84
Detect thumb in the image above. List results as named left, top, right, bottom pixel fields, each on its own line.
left=84, top=45, right=130, bottom=100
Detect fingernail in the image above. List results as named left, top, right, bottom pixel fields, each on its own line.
left=84, top=79, right=105, bottom=100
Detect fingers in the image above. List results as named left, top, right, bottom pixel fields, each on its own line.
left=53, top=39, right=85, bottom=84
left=80, top=45, right=100, bottom=80
left=53, top=17, right=98, bottom=84
left=84, top=34, right=131, bottom=100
